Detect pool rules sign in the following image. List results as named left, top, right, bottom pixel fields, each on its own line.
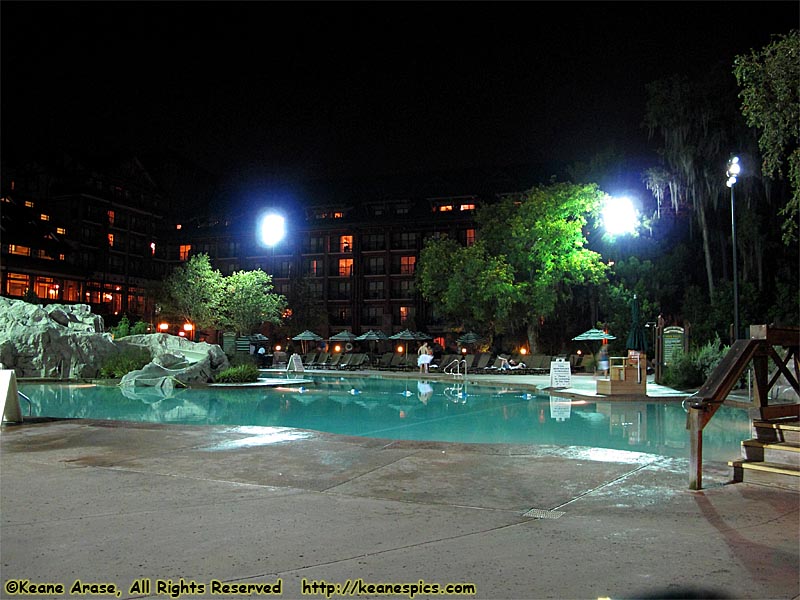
left=549, top=358, right=572, bottom=389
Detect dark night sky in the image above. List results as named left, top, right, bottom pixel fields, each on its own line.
left=2, top=1, right=798, bottom=207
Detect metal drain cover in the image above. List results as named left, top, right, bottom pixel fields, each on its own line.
left=522, top=508, right=564, bottom=519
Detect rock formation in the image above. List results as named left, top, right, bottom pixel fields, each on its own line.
left=0, top=298, right=229, bottom=385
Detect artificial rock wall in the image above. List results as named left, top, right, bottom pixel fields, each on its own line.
left=0, top=298, right=229, bottom=384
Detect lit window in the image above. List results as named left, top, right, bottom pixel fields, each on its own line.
left=400, top=256, right=416, bottom=275
left=107, top=210, right=115, bottom=225
left=6, top=273, right=29, bottom=296
left=150, top=242, right=156, bottom=256
left=179, top=244, right=191, bottom=260
left=24, top=200, right=34, bottom=208
left=438, top=205, right=453, bottom=212
left=1, top=196, right=10, bottom=203
left=58, top=254, right=65, bottom=260
left=460, top=204, right=476, bottom=211
left=340, top=235, right=353, bottom=253
left=56, top=227, right=66, bottom=234
left=338, top=258, right=353, bottom=276
left=399, top=306, right=410, bottom=323
left=333, top=211, right=343, bottom=219
left=9, top=245, right=31, bottom=256
left=176, top=224, right=182, bottom=230
left=40, top=214, right=50, bottom=221
left=108, top=233, right=114, bottom=247
left=466, top=229, right=476, bottom=246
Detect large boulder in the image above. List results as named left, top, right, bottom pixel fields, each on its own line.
left=118, top=333, right=229, bottom=387
left=0, top=298, right=230, bottom=384
left=0, top=297, right=116, bottom=378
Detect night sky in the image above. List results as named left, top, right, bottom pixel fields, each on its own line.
left=2, top=1, right=798, bottom=207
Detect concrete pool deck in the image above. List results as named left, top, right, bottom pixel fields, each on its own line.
left=2, top=373, right=798, bottom=599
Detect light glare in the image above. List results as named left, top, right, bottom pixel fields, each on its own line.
left=602, top=196, right=637, bottom=235
left=259, top=213, right=285, bottom=247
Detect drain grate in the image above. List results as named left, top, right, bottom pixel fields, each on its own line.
left=522, top=508, right=564, bottom=519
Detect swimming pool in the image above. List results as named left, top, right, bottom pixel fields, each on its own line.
left=18, top=375, right=750, bottom=462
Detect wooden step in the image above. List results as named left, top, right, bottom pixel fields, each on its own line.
left=741, top=439, right=800, bottom=467
left=753, top=420, right=800, bottom=444
left=729, top=459, right=800, bottom=491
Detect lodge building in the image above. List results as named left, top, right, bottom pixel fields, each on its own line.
left=2, top=156, right=519, bottom=340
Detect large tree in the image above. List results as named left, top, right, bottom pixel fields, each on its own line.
left=218, top=269, right=287, bottom=336
left=418, top=182, right=608, bottom=353
left=160, top=253, right=224, bottom=331
left=734, top=29, right=800, bottom=244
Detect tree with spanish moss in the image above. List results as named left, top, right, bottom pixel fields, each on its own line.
left=734, top=29, right=800, bottom=245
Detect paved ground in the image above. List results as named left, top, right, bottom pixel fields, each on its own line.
left=2, top=372, right=798, bottom=600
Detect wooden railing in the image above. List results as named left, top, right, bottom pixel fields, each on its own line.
left=686, top=325, right=799, bottom=489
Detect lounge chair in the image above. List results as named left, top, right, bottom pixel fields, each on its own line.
left=431, top=354, right=459, bottom=371
left=326, top=354, right=343, bottom=369
left=386, top=353, right=408, bottom=370
left=344, top=353, right=369, bottom=370
left=303, top=352, right=319, bottom=367
left=531, top=355, right=552, bottom=374
left=376, top=352, right=394, bottom=369
left=310, top=351, right=329, bottom=369
left=484, top=357, right=505, bottom=371
left=468, top=352, right=493, bottom=372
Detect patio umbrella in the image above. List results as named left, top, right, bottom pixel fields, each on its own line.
left=389, top=329, right=419, bottom=360
left=329, top=329, right=358, bottom=352
left=456, top=331, right=481, bottom=345
left=626, top=294, right=648, bottom=353
left=355, top=329, right=389, bottom=357
left=573, top=328, right=616, bottom=361
left=572, top=328, right=616, bottom=341
left=292, top=329, right=324, bottom=354
left=414, top=331, right=432, bottom=340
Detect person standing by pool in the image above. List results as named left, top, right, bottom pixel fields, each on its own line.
left=418, top=342, right=433, bottom=373
left=597, top=345, right=609, bottom=377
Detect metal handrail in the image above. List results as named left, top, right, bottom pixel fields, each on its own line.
left=18, top=391, right=33, bottom=416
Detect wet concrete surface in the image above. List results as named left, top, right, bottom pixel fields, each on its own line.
left=2, top=413, right=798, bottom=600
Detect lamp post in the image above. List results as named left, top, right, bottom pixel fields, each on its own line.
left=726, top=156, right=741, bottom=340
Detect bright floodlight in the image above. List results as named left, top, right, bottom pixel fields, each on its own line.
left=259, top=213, right=285, bottom=247
left=726, top=156, right=740, bottom=188
left=602, top=196, right=637, bottom=236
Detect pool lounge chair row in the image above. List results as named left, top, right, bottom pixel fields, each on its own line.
left=291, top=351, right=581, bottom=374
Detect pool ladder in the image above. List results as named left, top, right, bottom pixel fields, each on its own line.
left=443, top=358, right=468, bottom=378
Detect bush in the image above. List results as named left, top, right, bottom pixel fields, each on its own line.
left=213, top=364, right=260, bottom=383
left=110, top=315, right=150, bottom=339
left=99, top=347, right=152, bottom=378
left=662, top=335, right=729, bottom=390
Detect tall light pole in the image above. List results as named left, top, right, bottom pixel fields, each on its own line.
left=726, top=156, right=741, bottom=340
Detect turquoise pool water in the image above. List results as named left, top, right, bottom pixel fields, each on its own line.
left=18, top=376, right=750, bottom=462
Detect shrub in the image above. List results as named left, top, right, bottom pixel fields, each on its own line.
left=131, top=320, right=150, bottom=335
left=110, top=316, right=131, bottom=339
left=110, top=316, right=150, bottom=339
left=213, top=364, right=260, bottom=383
left=662, top=335, right=729, bottom=390
left=99, top=347, right=152, bottom=378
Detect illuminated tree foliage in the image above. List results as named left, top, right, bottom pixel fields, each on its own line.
left=418, top=238, right=517, bottom=345
left=160, top=253, right=224, bottom=331
left=160, top=253, right=286, bottom=336
left=418, top=182, right=607, bottom=352
left=734, top=29, right=800, bottom=244
left=218, top=269, right=287, bottom=336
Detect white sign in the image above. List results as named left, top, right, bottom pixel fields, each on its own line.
left=549, top=359, right=572, bottom=389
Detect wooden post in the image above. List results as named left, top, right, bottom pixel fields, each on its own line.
left=688, top=407, right=703, bottom=490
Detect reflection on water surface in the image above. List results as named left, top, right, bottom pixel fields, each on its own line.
left=19, top=376, right=750, bottom=462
